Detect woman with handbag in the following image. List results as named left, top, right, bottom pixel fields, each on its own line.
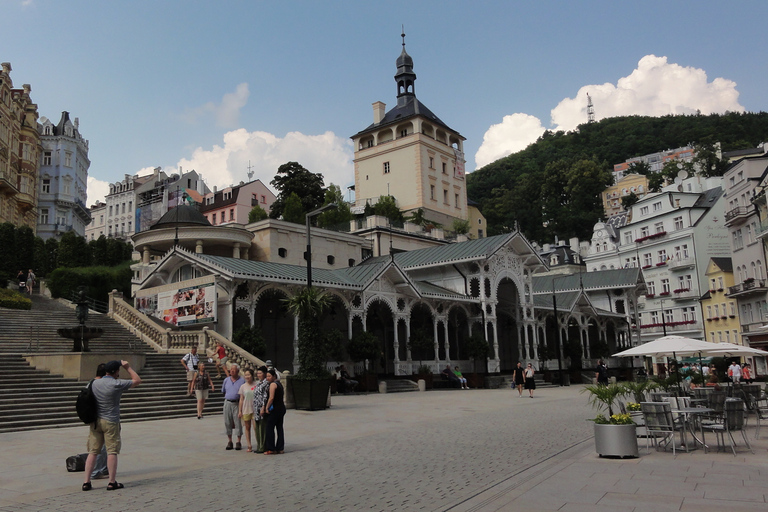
left=524, top=363, right=536, bottom=398
left=188, top=362, right=214, bottom=419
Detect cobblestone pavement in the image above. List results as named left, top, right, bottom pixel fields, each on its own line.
left=0, top=386, right=593, bottom=512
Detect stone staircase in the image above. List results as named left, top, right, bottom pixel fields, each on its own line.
left=383, top=379, right=419, bottom=393
left=0, top=295, right=225, bottom=433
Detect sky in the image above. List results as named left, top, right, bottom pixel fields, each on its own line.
left=3, top=1, right=768, bottom=206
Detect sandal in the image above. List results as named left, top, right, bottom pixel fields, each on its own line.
left=246, top=447, right=253, bottom=452
left=106, top=481, right=124, bottom=491
left=82, top=482, right=92, bottom=491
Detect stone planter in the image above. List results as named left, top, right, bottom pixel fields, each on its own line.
left=292, top=378, right=331, bottom=411
left=593, top=423, right=639, bottom=458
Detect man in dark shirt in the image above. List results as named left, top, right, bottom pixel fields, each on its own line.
left=595, top=359, right=609, bottom=386
left=83, top=360, right=141, bottom=491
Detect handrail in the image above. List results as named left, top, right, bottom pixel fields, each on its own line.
left=107, top=291, right=267, bottom=370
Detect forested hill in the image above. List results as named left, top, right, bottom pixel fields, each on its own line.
left=466, top=112, right=768, bottom=244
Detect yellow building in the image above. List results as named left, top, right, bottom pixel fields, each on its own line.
left=602, top=173, right=649, bottom=218
left=351, top=37, right=470, bottom=230
left=0, top=62, right=40, bottom=230
left=702, top=258, right=741, bottom=344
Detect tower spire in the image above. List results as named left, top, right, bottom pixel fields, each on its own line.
left=401, top=25, right=406, bottom=48
left=395, top=30, right=416, bottom=106
left=587, top=93, right=595, bottom=123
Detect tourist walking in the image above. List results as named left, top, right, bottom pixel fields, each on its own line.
left=728, top=360, right=742, bottom=384
left=180, top=346, right=200, bottom=389
left=742, top=363, right=753, bottom=384
left=524, top=363, right=536, bottom=398
left=16, top=270, right=25, bottom=293
left=595, top=359, right=609, bottom=386
left=221, top=364, right=244, bottom=450
left=188, top=361, right=214, bottom=419
left=82, top=360, right=141, bottom=491
left=25, top=269, right=35, bottom=294
left=252, top=366, right=269, bottom=454
left=262, top=368, right=286, bottom=455
left=214, top=341, right=228, bottom=378
left=238, top=369, right=257, bottom=452
left=513, top=362, right=525, bottom=397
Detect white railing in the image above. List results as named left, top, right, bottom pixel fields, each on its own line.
left=108, top=291, right=267, bottom=370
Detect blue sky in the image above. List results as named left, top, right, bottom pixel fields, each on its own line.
left=3, top=1, right=767, bottom=204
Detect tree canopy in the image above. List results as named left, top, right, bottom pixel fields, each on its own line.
left=317, top=184, right=353, bottom=230
left=467, top=112, right=768, bottom=242
left=269, top=161, right=325, bottom=220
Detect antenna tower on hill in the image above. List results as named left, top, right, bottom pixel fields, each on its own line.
left=587, top=93, right=595, bottom=123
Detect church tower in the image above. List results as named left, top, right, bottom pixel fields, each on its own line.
left=351, top=34, right=468, bottom=228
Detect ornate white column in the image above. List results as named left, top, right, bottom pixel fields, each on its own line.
left=393, top=316, right=400, bottom=365
left=232, top=242, right=241, bottom=259
left=433, top=317, right=439, bottom=363
left=195, top=240, right=204, bottom=254
left=442, top=319, right=449, bottom=363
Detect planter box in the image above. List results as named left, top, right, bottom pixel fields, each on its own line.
left=292, top=378, right=331, bottom=411
left=414, top=373, right=433, bottom=389
left=593, top=423, right=639, bottom=458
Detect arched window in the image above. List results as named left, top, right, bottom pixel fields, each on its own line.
left=757, top=260, right=764, bottom=279
left=752, top=262, right=757, bottom=279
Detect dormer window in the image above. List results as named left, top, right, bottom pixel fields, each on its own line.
left=550, top=255, right=559, bottom=265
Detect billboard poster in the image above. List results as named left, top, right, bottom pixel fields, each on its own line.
left=453, top=148, right=465, bottom=179
left=135, top=275, right=216, bottom=327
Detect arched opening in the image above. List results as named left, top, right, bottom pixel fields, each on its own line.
left=366, top=299, right=394, bottom=374
left=408, top=303, right=435, bottom=368
left=447, top=307, right=468, bottom=360
left=496, top=278, right=520, bottom=371
left=253, top=289, right=293, bottom=371
left=320, top=294, right=349, bottom=364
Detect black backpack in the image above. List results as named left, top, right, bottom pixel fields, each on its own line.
left=76, top=379, right=98, bottom=424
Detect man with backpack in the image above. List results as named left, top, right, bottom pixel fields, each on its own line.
left=82, top=360, right=141, bottom=491
left=180, top=346, right=200, bottom=390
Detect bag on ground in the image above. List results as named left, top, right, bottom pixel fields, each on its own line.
left=65, top=453, right=89, bottom=472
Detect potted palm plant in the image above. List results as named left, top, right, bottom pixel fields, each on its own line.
left=347, top=330, right=380, bottom=392
left=582, top=383, right=639, bottom=458
left=284, top=287, right=332, bottom=410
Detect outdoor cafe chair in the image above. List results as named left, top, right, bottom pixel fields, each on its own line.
left=701, top=398, right=753, bottom=456
left=641, top=402, right=686, bottom=455
left=692, top=388, right=713, bottom=400
left=650, top=392, right=671, bottom=402
left=750, top=395, right=768, bottom=439
left=702, top=391, right=726, bottom=424
left=663, top=396, right=691, bottom=410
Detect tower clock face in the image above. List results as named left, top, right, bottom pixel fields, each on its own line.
left=597, top=230, right=604, bottom=237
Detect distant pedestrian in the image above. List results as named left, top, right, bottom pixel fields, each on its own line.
left=595, top=359, right=609, bottom=386
left=742, top=364, right=753, bottom=384
left=188, top=361, right=214, bottom=419
left=524, top=363, right=536, bottom=398
left=262, top=368, right=286, bottom=455
left=728, top=361, right=742, bottom=384
left=222, top=364, right=244, bottom=450
left=252, top=366, right=269, bottom=454
left=25, top=269, right=35, bottom=294
left=180, top=346, right=200, bottom=389
left=513, top=362, right=525, bottom=397
left=82, top=360, right=141, bottom=491
left=16, top=270, right=25, bottom=293
left=214, top=341, right=228, bottom=378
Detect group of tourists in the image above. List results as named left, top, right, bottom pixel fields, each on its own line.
left=182, top=343, right=286, bottom=455
left=16, top=269, right=35, bottom=294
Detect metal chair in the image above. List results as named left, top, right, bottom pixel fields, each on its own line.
left=663, top=396, right=690, bottom=410
left=650, top=392, right=671, bottom=402
left=692, top=388, right=713, bottom=400
left=701, top=398, right=754, bottom=456
left=702, top=391, right=726, bottom=424
left=641, top=402, right=686, bottom=455
left=749, top=394, right=768, bottom=439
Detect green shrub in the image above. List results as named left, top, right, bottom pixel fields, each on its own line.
left=47, top=263, right=132, bottom=304
left=0, top=288, right=32, bottom=310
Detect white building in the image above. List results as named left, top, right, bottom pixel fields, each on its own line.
left=723, top=151, right=768, bottom=345
left=37, top=112, right=90, bottom=239
left=585, top=176, right=729, bottom=343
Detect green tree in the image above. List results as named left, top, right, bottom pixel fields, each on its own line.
left=347, top=331, right=380, bottom=374
left=14, top=226, right=34, bottom=274
left=233, top=324, right=267, bottom=358
left=248, top=205, right=268, bottom=223
left=466, top=332, right=489, bottom=374
left=407, top=327, right=434, bottom=368
left=627, top=161, right=651, bottom=175
left=0, top=222, right=16, bottom=280
left=452, top=218, right=471, bottom=235
left=406, top=208, right=428, bottom=227
left=32, top=236, right=47, bottom=277
left=57, top=231, right=91, bottom=268
left=89, top=235, right=108, bottom=266
left=620, top=191, right=639, bottom=210
left=269, top=161, right=325, bottom=220
left=317, top=184, right=353, bottom=229
left=43, top=238, right=59, bottom=275
left=372, top=195, right=404, bottom=225
left=282, top=192, right=305, bottom=224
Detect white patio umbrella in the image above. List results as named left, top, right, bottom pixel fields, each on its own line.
left=699, top=343, right=768, bottom=356
left=612, top=335, right=715, bottom=358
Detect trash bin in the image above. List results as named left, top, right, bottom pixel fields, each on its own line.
left=561, top=373, right=570, bottom=386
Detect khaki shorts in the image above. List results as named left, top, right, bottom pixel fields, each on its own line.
left=242, top=412, right=254, bottom=421
left=195, top=389, right=209, bottom=400
left=87, top=418, right=122, bottom=455
left=186, top=370, right=196, bottom=381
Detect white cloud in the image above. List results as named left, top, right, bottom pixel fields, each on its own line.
left=474, top=55, right=744, bottom=169
left=474, top=113, right=546, bottom=169
left=184, top=83, right=250, bottom=129
left=86, top=176, right=110, bottom=206
left=175, top=128, right=354, bottom=192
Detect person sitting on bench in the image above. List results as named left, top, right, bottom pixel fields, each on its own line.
left=441, top=365, right=461, bottom=388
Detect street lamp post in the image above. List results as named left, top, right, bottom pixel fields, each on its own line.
left=305, top=203, right=338, bottom=289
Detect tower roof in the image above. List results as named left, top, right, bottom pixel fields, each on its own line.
left=150, top=204, right=211, bottom=230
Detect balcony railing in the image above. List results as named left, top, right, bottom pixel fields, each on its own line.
left=728, top=279, right=768, bottom=296
left=669, top=256, right=695, bottom=270
left=725, top=205, right=753, bottom=225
